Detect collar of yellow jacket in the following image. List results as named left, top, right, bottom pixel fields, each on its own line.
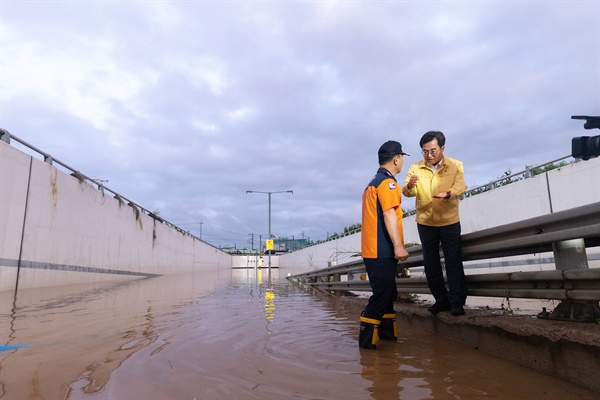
left=416, top=156, right=448, bottom=169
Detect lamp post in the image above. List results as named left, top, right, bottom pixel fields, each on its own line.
left=246, top=190, right=293, bottom=284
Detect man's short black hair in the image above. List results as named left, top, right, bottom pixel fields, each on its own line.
left=378, top=153, right=398, bottom=165
left=420, top=131, right=446, bottom=148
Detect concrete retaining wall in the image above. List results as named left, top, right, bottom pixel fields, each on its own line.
left=0, top=141, right=231, bottom=291
left=231, top=255, right=280, bottom=269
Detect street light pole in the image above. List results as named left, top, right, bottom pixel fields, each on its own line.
left=246, top=190, right=293, bottom=284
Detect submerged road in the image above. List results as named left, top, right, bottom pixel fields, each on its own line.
left=0, top=269, right=597, bottom=399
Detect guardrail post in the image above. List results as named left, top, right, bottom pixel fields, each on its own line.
left=539, top=238, right=599, bottom=322
left=553, top=239, right=589, bottom=270
left=0, top=129, right=10, bottom=143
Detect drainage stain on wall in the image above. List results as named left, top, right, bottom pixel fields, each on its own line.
left=50, top=168, right=58, bottom=209
left=152, top=220, right=157, bottom=248
left=128, top=202, right=143, bottom=230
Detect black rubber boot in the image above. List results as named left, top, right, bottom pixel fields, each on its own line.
left=379, top=313, right=397, bottom=341
left=359, top=314, right=380, bottom=349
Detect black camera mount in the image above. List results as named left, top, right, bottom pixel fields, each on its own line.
left=571, top=115, right=600, bottom=160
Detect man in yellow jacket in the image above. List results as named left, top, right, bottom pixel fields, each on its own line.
left=402, top=131, right=468, bottom=315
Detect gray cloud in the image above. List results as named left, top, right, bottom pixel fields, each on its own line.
left=2, top=1, right=597, bottom=248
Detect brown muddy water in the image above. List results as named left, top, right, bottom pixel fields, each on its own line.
left=0, top=268, right=597, bottom=400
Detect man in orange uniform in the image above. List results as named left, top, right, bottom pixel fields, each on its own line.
left=360, top=140, right=410, bottom=349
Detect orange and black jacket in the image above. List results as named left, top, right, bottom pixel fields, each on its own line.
left=361, top=167, right=404, bottom=259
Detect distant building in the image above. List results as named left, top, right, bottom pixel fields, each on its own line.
left=271, top=237, right=310, bottom=252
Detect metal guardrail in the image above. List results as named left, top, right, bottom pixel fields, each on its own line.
left=301, top=269, right=600, bottom=301
left=0, top=128, right=218, bottom=249
left=288, top=202, right=600, bottom=302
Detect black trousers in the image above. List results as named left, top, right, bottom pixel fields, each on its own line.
left=417, top=222, right=467, bottom=307
left=363, top=258, right=398, bottom=320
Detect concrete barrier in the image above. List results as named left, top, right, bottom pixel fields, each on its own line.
left=0, top=141, right=230, bottom=291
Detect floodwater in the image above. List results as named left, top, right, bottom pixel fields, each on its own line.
left=0, top=268, right=597, bottom=400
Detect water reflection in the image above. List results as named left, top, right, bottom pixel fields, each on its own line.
left=265, top=289, right=275, bottom=323
left=0, top=268, right=597, bottom=399
left=0, top=270, right=227, bottom=399
left=357, top=321, right=599, bottom=400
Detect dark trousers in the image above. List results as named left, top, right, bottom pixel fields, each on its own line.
left=363, top=258, right=398, bottom=319
left=417, top=222, right=467, bottom=307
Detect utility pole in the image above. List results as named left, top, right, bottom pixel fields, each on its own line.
left=248, top=233, right=255, bottom=251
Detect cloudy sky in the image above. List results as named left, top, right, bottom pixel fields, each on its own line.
left=1, top=1, right=598, bottom=249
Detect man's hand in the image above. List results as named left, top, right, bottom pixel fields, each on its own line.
left=433, top=190, right=451, bottom=199
left=407, top=175, right=419, bottom=189
left=395, top=245, right=409, bottom=262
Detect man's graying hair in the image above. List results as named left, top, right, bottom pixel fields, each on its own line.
left=420, top=131, right=446, bottom=148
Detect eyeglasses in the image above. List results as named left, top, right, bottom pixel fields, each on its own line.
left=421, top=148, right=440, bottom=156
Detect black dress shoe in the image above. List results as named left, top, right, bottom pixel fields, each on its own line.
left=427, top=302, right=451, bottom=314
left=451, top=306, right=465, bottom=316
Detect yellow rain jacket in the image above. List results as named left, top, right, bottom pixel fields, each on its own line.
left=402, top=157, right=467, bottom=227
